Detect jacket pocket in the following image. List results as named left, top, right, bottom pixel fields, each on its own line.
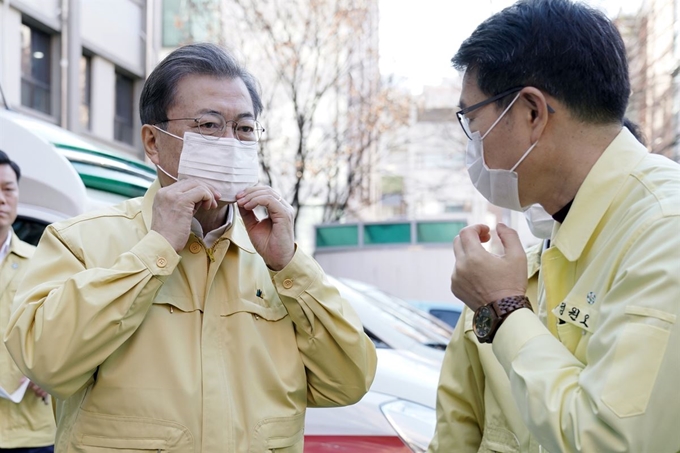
left=80, top=436, right=166, bottom=451
left=251, top=412, right=305, bottom=453
left=601, top=322, right=670, bottom=417
left=70, top=410, right=193, bottom=453
left=478, top=426, right=520, bottom=453
left=222, top=296, right=288, bottom=321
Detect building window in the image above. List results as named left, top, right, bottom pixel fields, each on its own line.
left=114, top=72, right=134, bottom=145
left=80, top=54, right=92, bottom=130
left=20, top=24, right=51, bottom=115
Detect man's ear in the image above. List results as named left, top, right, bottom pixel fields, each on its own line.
left=141, top=124, right=161, bottom=166
left=519, top=87, right=551, bottom=144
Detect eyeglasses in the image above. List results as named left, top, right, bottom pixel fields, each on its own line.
left=155, top=112, right=265, bottom=144
left=456, top=87, right=555, bottom=140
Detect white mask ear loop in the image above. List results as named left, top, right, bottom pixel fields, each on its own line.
left=157, top=164, right=178, bottom=182
left=481, top=92, right=522, bottom=140
left=152, top=125, right=184, bottom=141
left=510, top=141, right=538, bottom=172
left=151, top=125, right=183, bottom=182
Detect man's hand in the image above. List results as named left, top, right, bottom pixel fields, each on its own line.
left=451, top=223, right=528, bottom=310
left=236, top=186, right=295, bottom=271
left=20, top=377, right=49, bottom=404
left=150, top=179, right=221, bottom=253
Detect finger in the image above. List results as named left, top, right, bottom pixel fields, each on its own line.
left=236, top=184, right=268, bottom=199
left=496, top=223, right=525, bottom=258
left=184, top=186, right=218, bottom=209
left=239, top=192, right=288, bottom=214
left=174, top=179, right=221, bottom=201
left=459, top=224, right=490, bottom=253
left=453, top=235, right=464, bottom=258
left=237, top=186, right=282, bottom=204
left=238, top=206, right=261, bottom=230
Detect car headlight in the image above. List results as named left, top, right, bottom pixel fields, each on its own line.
left=380, top=399, right=436, bottom=453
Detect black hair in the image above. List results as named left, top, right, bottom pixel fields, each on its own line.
left=452, top=0, right=630, bottom=124
left=0, top=150, right=21, bottom=181
left=139, top=43, right=263, bottom=126
left=623, top=118, right=646, bottom=146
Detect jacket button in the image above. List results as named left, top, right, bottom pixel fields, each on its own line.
left=189, top=243, right=202, bottom=254
left=157, top=257, right=167, bottom=268
left=282, top=278, right=294, bottom=289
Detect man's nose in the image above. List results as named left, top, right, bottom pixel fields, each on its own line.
left=220, top=122, right=238, bottom=139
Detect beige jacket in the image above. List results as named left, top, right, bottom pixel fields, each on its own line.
left=4, top=182, right=377, bottom=453
left=0, top=232, right=56, bottom=448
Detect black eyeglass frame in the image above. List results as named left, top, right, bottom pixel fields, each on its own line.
left=456, top=86, right=555, bottom=140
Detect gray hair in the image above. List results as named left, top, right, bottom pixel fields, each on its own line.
left=139, top=43, right=263, bottom=125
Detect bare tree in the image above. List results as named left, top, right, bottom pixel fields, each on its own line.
left=616, top=6, right=679, bottom=162
left=220, top=0, right=410, bottom=230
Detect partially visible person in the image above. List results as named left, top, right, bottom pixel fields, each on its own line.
left=4, top=44, right=376, bottom=452
left=430, top=113, right=652, bottom=453
left=0, top=151, right=55, bottom=452
left=433, top=0, right=680, bottom=451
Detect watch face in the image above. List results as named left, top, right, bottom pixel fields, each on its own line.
left=475, top=306, right=493, bottom=337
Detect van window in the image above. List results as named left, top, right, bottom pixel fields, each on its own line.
left=13, top=216, right=49, bottom=246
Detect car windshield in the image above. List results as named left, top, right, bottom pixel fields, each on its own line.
left=333, top=277, right=453, bottom=349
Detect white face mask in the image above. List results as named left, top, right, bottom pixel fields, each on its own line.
left=154, top=130, right=260, bottom=203
left=465, top=93, right=537, bottom=212
left=523, top=204, right=554, bottom=239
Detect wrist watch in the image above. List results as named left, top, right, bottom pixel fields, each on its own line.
left=473, top=295, right=532, bottom=343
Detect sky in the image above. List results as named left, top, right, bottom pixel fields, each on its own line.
left=379, top=0, right=646, bottom=94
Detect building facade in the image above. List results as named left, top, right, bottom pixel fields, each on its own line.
left=619, top=0, right=680, bottom=161
left=0, top=0, right=155, bottom=158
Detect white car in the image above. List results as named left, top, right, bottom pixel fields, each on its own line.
left=305, top=276, right=450, bottom=452
left=1, top=108, right=450, bottom=452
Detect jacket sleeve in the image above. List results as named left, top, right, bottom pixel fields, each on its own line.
left=427, top=308, right=485, bottom=453
left=492, top=217, right=680, bottom=453
left=270, top=247, right=377, bottom=407
left=3, top=225, right=180, bottom=400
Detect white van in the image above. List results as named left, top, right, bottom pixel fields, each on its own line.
left=0, top=107, right=155, bottom=245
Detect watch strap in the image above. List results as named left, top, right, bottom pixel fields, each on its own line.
left=477, top=295, right=532, bottom=343
left=496, top=295, right=533, bottom=318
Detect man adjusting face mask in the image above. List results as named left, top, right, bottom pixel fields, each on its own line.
left=154, top=129, right=260, bottom=203
left=465, top=92, right=538, bottom=212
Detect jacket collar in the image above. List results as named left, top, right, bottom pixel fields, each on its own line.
left=9, top=230, right=34, bottom=258
left=552, top=128, right=648, bottom=261
left=141, top=179, right=256, bottom=254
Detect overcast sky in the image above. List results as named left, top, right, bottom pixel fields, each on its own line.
left=379, top=0, right=645, bottom=93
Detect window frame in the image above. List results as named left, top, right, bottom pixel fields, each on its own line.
left=20, top=22, right=53, bottom=116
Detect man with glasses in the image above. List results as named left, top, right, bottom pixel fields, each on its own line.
left=429, top=0, right=680, bottom=452
left=5, top=43, right=376, bottom=452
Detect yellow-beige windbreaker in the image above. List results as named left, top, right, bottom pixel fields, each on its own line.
left=428, top=242, right=544, bottom=453
left=4, top=181, right=377, bottom=453
left=434, top=128, right=680, bottom=453
left=0, top=232, right=56, bottom=448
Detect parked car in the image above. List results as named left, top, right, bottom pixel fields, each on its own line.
left=408, top=300, right=465, bottom=328
left=304, top=276, right=449, bottom=452
left=2, top=108, right=446, bottom=452
left=339, top=277, right=458, bottom=333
